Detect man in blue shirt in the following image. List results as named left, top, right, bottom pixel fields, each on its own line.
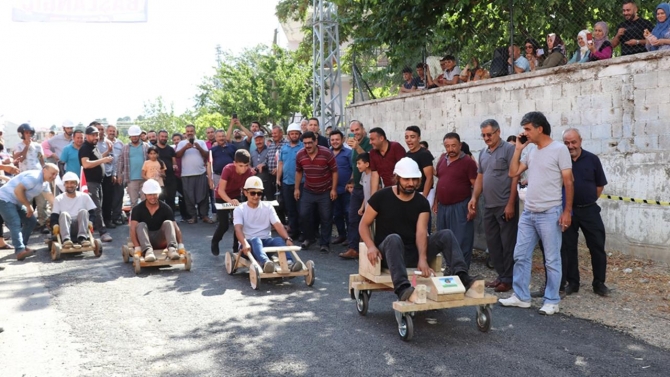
left=116, top=125, right=148, bottom=209
left=276, top=123, right=304, bottom=240
left=329, top=130, right=352, bottom=245
left=0, top=164, right=58, bottom=260
left=59, top=128, right=84, bottom=176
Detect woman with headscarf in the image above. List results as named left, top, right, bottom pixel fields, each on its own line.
left=568, top=30, right=591, bottom=64
left=644, top=3, right=670, bottom=51
left=588, top=21, right=613, bottom=61
left=537, top=33, right=567, bottom=70
left=524, top=38, right=544, bottom=71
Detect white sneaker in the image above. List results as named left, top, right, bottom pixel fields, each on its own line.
left=144, top=249, right=156, bottom=262
left=498, top=293, right=531, bottom=308
left=538, top=303, right=559, bottom=315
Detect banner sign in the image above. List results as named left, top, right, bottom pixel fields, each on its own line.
left=12, top=0, right=148, bottom=23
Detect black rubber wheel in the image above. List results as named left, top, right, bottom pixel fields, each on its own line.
left=398, top=314, right=414, bottom=341
left=476, top=305, right=492, bottom=332
left=356, top=290, right=370, bottom=316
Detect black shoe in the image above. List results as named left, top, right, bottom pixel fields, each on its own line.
left=106, top=221, right=116, bottom=229
left=458, top=273, right=481, bottom=291
left=565, top=284, right=580, bottom=295
left=40, top=225, right=50, bottom=234
left=297, top=235, right=305, bottom=243
left=113, top=219, right=125, bottom=225
left=593, top=282, right=610, bottom=297
left=320, top=245, right=329, bottom=253
left=211, top=241, right=220, bottom=256
left=301, top=240, right=313, bottom=250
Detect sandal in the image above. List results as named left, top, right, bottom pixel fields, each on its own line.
left=186, top=218, right=197, bottom=224
left=202, top=217, right=214, bottom=224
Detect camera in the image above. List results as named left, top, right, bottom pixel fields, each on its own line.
left=519, top=135, right=528, bottom=144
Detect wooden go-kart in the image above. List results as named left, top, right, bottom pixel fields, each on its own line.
left=47, top=223, right=102, bottom=260
left=121, top=239, right=192, bottom=274
left=348, top=244, right=497, bottom=341
left=225, top=245, right=315, bottom=290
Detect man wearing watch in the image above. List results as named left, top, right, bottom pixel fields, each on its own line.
left=234, top=176, right=303, bottom=273
left=611, top=1, right=654, bottom=55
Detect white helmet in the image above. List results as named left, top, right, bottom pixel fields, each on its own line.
left=286, top=122, right=302, bottom=133
left=243, top=176, right=264, bottom=190
left=128, top=125, right=142, bottom=137
left=142, top=179, right=162, bottom=195
left=62, top=172, right=80, bottom=183
left=393, top=157, right=422, bottom=179
left=62, top=119, right=74, bottom=128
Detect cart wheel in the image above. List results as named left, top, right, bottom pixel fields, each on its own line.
left=398, top=314, right=414, bottom=341
left=184, top=253, right=192, bottom=271
left=305, top=260, right=315, bottom=287
left=133, top=257, right=141, bottom=274
left=51, top=243, right=61, bottom=261
left=224, top=252, right=235, bottom=275
left=122, top=245, right=129, bottom=263
left=486, top=255, right=494, bottom=269
left=249, top=264, right=261, bottom=290
left=94, top=239, right=103, bottom=258
left=356, top=290, right=370, bottom=316
left=476, top=305, right=492, bottom=332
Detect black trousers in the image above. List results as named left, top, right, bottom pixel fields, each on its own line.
left=101, top=175, right=115, bottom=224
left=160, top=176, right=177, bottom=213
left=483, top=205, right=518, bottom=284
left=379, top=229, right=468, bottom=298
left=266, top=174, right=286, bottom=224
left=561, top=203, right=607, bottom=287
left=175, top=177, right=190, bottom=220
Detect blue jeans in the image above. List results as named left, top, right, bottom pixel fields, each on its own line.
left=0, top=200, right=37, bottom=254
left=248, top=237, right=293, bottom=265
left=436, top=198, right=474, bottom=268
left=332, top=190, right=350, bottom=237
left=512, top=205, right=563, bottom=305
left=299, top=189, right=333, bottom=246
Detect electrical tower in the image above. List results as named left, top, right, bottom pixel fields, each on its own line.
left=312, top=0, right=343, bottom=131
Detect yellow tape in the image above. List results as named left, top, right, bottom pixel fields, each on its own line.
left=600, top=194, right=670, bottom=206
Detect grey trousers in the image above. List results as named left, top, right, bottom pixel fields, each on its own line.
left=136, top=221, right=177, bottom=251
left=87, top=181, right=105, bottom=235
left=59, top=210, right=90, bottom=240
left=127, top=180, right=145, bottom=209
left=484, top=205, right=518, bottom=284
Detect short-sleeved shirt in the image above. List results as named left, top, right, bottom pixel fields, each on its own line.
left=131, top=201, right=175, bottom=232
left=60, top=144, right=81, bottom=176
left=232, top=139, right=251, bottom=151
left=521, top=141, right=572, bottom=212
left=15, top=142, right=43, bottom=171
left=210, top=143, right=237, bottom=175
left=251, top=146, right=269, bottom=169
left=444, top=67, right=462, bottom=81
left=295, top=146, right=338, bottom=193
left=351, top=136, right=372, bottom=190
left=278, top=142, right=304, bottom=185
left=53, top=192, right=96, bottom=218
left=572, top=149, right=607, bottom=206
left=368, top=187, right=430, bottom=252
left=233, top=201, right=280, bottom=239
left=266, top=139, right=285, bottom=173
left=478, top=141, right=516, bottom=208
left=316, top=135, right=329, bottom=148
left=142, top=160, right=164, bottom=186
left=617, top=17, right=655, bottom=55
left=79, top=141, right=104, bottom=183
left=156, top=144, right=176, bottom=177
left=360, top=171, right=372, bottom=203
left=436, top=153, right=478, bottom=205
left=331, top=147, right=352, bottom=193
left=369, top=141, right=406, bottom=187
left=405, top=147, right=434, bottom=192
left=412, top=76, right=425, bottom=88
left=176, top=139, right=208, bottom=177
left=0, top=170, right=50, bottom=204
left=48, top=134, right=73, bottom=158
left=402, top=80, right=415, bottom=90
left=217, top=163, right=254, bottom=200
left=514, top=56, right=531, bottom=72
left=128, top=144, right=145, bottom=181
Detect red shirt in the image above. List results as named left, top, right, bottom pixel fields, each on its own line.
left=435, top=153, right=477, bottom=205
left=369, top=141, right=406, bottom=187
left=216, top=163, right=254, bottom=200
left=295, top=146, right=338, bottom=193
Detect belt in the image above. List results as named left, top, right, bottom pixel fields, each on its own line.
left=575, top=202, right=596, bottom=208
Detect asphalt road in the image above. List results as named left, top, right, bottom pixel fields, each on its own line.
left=1, top=221, right=668, bottom=377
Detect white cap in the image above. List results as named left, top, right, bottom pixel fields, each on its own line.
left=393, top=157, right=422, bottom=179
left=62, top=119, right=74, bottom=128
left=62, top=172, right=79, bottom=183
left=128, top=125, right=142, bottom=137
left=142, top=179, right=162, bottom=194
left=286, top=122, right=302, bottom=133
left=243, top=176, right=264, bottom=190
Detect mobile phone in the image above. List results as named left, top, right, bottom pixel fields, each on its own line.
left=232, top=113, right=237, bottom=119
left=189, top=138, right=195, bottom=144
left=348, top=133, right=355, bottom=138
left=519, top=135, right=528, bottom=144
left=586, top=32, right=593, bottom=44
left=536, top=48, right=544, bottom=56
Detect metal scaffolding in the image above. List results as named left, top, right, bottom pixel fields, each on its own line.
left=312, top=0, right=343, bottom=131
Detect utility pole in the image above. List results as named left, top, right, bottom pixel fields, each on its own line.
left=312, top=0, right=343, bottom=131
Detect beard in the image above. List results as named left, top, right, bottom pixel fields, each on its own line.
left=397, top=182, right=416, bottom=195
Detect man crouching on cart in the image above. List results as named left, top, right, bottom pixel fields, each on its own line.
left=359, top=157, right=478, bottom=302
left=130, top=179, right=183, bottom=262
left=234, top=176, right=303, bottom=273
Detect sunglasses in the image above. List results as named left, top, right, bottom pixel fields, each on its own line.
left=481, top=130, right=499, bottom=138
left=247, top=191, right=263, bottom=197
left=525, top=45, right=534, bottom=49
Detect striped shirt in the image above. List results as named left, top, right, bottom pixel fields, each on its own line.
left=295, top=146, right=338, bottom=193
left=266, top=138, right=285, bottom=173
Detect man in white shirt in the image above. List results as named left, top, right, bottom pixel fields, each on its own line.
left=175, top=124, right=212, bottom=224
left=14, top=123, right=49, bottom=233
left=50, top=172, right=97, bottom=247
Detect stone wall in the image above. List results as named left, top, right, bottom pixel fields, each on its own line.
left=346, top=50, right=670, bottom=263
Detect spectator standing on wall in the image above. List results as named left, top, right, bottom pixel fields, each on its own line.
left=524, top=38, right=544, bottom=71
left=436, top=55, right=461, bottom=86
left=537, top=33, right=567, bottom=69
left=413, top=62, right=427, bottom=89
left=508, top=45, right=530, bottom=73
left=459, top=57, right=490, bottom=82
left=612, top=0, right=655, bottom=55
left=399, top=67, right=417, bottom=93
left=567, top=30, right=592, bottom=64
left=588, top=22, right=614, bottom=61
left=644, top=3, right=670, bottom=51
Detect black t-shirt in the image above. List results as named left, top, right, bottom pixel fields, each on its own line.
left=367, top=187, right=430, bottom=250
left=131, top=200, right=175, bottom=231
left=317, top=135, right=329, bottom=148
left=405, top=147, right=434, bottom=192
left=156, top=144, right=176, bottom=176
left=616, top=17, right=654, bottom=55
left=78, top=141, right=104, bottom=183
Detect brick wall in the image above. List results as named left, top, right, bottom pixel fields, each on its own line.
left=346, top=50, right=670, bottom=262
